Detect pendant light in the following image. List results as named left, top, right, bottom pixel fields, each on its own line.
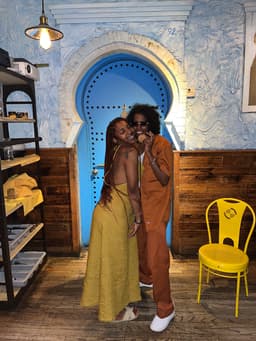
left=24, top=0, right=63, bottom=50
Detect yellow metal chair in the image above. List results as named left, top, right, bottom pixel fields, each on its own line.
left=197, top=198, right=256, bottom=317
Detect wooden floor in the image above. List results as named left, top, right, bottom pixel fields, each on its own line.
left=0, top=249, right=256, bottom=341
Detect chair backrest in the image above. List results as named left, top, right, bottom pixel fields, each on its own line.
left=205, top=198, right=256, bottom=252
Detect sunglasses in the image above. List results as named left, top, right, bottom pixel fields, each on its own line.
left=132, top=121, right=148, bottom=127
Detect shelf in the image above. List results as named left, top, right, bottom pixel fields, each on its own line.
left=0, top=224, right=44, bottom=262
left=9, top=224, right=44, bottom=261
left=5, top=188, right=43, bottom=217
left=0, top=63, right=45, bottom=308
left=0, top=66, right=33, bottom=86
left=6, top=101, right=33, bottom=105
left=0, top=251, right=46, bottom=287
left=4, top=202, right=23, bottom=216
left=0, top=251, right=47, bottom=301
left=0, top=224, right=39, bottom=258
left=0, top=138, right=42, bottom=148
left=1, top=154, right=40, bottom=170
left=0, top=118, right=35, bottom=123
left=0, top=285, right=19, bottom=301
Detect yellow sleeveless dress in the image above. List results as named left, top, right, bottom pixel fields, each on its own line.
left=80, top=183, right=141, bottom=321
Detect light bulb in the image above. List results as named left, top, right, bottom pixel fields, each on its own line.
left=40, top=28, right=52, bottom=50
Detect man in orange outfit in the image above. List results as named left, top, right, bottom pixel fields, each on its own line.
left=127, top=104, right=175, bottom=332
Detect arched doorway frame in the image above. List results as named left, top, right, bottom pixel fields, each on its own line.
left=59, top=31, right=187, bottom=149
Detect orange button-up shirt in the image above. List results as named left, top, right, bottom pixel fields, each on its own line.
left=140, top=135, right=172, bottom=230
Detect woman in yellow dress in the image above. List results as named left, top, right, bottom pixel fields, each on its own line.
left=80, top=117, right=142, bottom=322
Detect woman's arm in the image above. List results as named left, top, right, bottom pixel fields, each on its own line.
left=124, top=147, right=143, bottom=233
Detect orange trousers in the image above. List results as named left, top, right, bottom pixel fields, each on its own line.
left=137, top=221, right=173, bottom=318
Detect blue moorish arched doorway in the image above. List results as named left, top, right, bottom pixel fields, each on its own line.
left=76, top=52, right=173, bottom=246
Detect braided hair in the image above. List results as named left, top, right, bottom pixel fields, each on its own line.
left=100, top=117, right=127, bottom=206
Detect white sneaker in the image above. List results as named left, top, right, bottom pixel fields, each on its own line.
left=139, top=281, right=153, bottom=288
left=150, top=310, right=175, bottom=332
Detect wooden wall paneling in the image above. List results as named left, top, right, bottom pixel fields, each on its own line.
left=172, top=152, right=180, bottom=254
left=39, top=148, right=80, bottom=256
left=68, top=146, right=80, bottom=255
left=172, top=150, right=256, bottom=257
left=28, top=148, right=256, bottom=258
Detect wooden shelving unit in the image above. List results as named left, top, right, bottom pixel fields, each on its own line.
left=0, top=65, right=46, bottom=308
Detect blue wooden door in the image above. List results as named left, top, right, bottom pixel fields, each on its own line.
left=76, top=53, right=172, bottom=245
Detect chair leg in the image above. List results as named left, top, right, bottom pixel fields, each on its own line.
left=244, top=272, right=249, bottom=297
left=235, top=272, right=241, bottom=318
left=197, top=261, right=203, bottom=303
left=206, top=268, right=210, bottom=284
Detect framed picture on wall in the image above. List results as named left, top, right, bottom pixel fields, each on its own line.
left=242, top=2, right=256, bottom=112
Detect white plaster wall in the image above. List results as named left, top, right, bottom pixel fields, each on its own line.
left=0, top=0, right=255, bottom=150
left=58, top=30, right=188, bottom=149
left=185, top=0, right=255, bottom=150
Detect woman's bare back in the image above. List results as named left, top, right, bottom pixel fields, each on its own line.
left=112, top=145, right=138, bottom=185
